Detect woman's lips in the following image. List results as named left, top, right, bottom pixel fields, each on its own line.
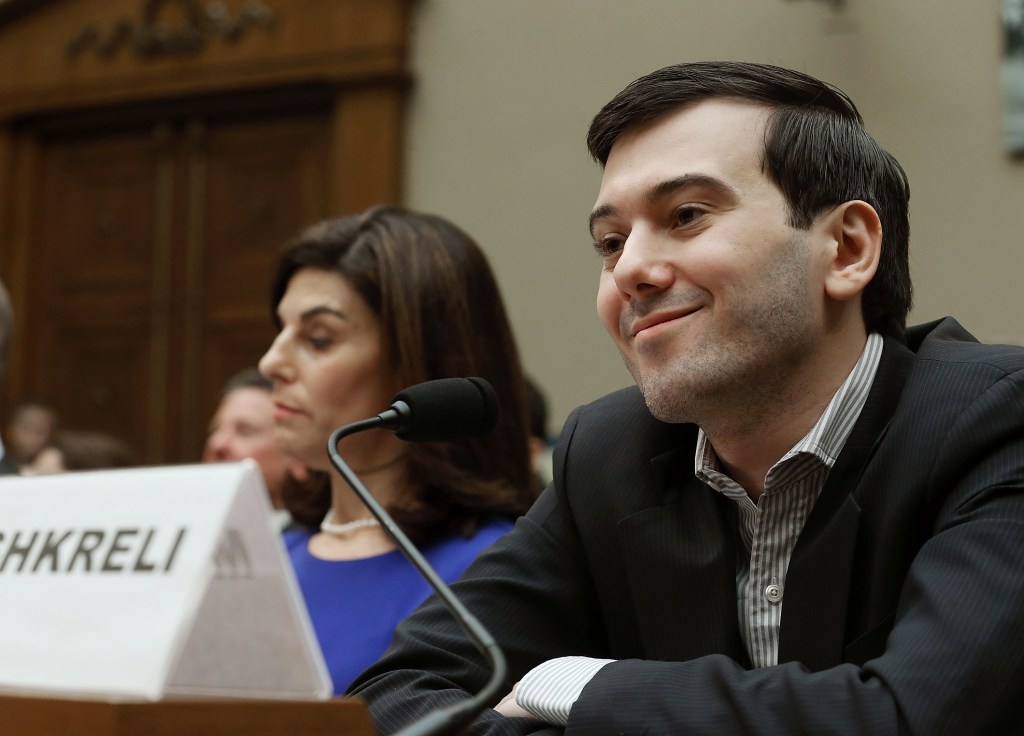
left=273, top=402, right=306, bottom=420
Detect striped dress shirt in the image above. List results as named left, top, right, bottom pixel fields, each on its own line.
left=515, top=333, right=884, bottom=725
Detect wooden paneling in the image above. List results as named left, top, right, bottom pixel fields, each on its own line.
left=27, top=125, right=164, bottom=461
left=329, top=85, right=406, bottom=213
left=17, top=106, right=335, bottom=463
left=0, top=0, right=411, bottom=464
left=201, top=111, right=331, bottom=315
left=187, top=108, right=333, bottom=460
left=0, top=0, right=412, bottom=118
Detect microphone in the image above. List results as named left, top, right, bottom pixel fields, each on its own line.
left=376, top=376, right=499, bottom=442
left=326, top=377, right=507, bottom=736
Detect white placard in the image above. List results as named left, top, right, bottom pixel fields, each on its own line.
left=0, top=460, right=331, bottom=701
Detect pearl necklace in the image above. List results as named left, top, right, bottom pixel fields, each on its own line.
left=320, top=512, right=381, bottom=536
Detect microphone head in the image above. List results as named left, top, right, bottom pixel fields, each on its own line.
left=391, top=377, right=498, bottom=442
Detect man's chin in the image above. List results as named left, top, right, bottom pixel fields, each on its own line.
left=636, top=379, right=693, bottom=424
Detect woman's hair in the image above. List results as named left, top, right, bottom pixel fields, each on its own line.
left=270, top=206, right=539, bottom=542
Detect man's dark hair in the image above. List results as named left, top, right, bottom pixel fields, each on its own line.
left=222, top=366, right=272, bottom=396
left=587, top=61, right=913, bottom=338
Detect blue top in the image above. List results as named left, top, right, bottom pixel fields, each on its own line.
left=284, top=516, right=514, bottom=693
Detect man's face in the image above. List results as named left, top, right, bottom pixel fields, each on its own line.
left=8, top=406, right=56, bottom=464
left=202, top=386, right=297, bottom=507
left=592, top=99, right=830, bottom=424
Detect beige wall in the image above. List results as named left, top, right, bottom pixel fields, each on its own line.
left=403, top=0, right=1024, bottom=431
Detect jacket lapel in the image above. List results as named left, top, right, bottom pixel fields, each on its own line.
left=779, top=336, right=916, bottom=669
left=619, top=444, right=747, bottom=664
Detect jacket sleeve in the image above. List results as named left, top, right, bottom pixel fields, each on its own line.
left=348, top=409, right=607, bottom=735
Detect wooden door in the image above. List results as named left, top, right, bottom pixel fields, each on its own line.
left=23, top=97, right=332, bottom=464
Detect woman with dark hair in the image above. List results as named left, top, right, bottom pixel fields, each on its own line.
left=258, top=206, right=539, bottom=692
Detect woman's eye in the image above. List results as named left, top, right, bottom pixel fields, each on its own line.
left=308, top=336, right=334, bottom=350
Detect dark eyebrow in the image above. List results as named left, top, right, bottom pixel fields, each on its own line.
left=298, top=305, right=348, bottom=323
left=588, top=173, right=738, bottom=239
left=646, top=174, right=736, bottom=205
left=588, top=204, right=618, bottom=239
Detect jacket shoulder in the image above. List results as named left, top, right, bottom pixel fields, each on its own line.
left=907, top=316, right=1024, bottom=375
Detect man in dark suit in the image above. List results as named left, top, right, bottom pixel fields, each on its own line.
left=348, top=62, right=1024, bottom=734
left=0, top=277, right=17, bottom=475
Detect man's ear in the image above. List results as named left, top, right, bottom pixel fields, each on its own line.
left=822, top=200, right=881, bottom=303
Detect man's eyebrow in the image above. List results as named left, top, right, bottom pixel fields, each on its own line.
left=645, top=173, right=736, bottom=205
left=588, top=204, right=618, bottom=239
left=588, top=173, right=738, bottom=238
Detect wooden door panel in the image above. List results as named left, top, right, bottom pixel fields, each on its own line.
left=28, top=126, right=168, bottom=461
left=201, top=112, right=331, bottom=313
left=181, top=112, right=332, bottom=459
left=46, top=318, right=153, bottom=463
left=14, top=99, right=361, bottom=464
left=34, top=129, right=163, bottom=295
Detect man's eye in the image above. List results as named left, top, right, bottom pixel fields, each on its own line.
left=593, top=235, right=625, bottom=257
left=673, top=206, right=704, bottom=226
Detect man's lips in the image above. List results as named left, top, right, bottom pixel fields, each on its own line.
left=627, top=307, right=700, bottom=338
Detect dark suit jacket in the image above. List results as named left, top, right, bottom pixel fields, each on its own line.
left=349, top=318, right=1024, bottom=735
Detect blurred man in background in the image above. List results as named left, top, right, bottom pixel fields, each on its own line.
left=3, top=400, right=58, bottom=470
left=203, top=367, right=309, bottom=529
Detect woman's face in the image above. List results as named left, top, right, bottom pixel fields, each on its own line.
left=258, top=268, right=400, bottom=472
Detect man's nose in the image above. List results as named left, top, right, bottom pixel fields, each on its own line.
left=612, top=229, right=675, bottom=299
left=203, top=431, right=231, bottom=461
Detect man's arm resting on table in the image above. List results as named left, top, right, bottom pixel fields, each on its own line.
left=495, top=657, right=614, bottom=725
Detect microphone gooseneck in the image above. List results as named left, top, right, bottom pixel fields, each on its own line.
left=326, top=377, right=507, bottom=736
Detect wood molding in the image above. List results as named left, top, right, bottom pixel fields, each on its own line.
left=0, top=0, right=413, bottom=119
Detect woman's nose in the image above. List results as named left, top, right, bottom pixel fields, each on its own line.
left=258, top=334, right=290, bottom=383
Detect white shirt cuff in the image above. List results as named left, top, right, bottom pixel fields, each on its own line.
left=515, top=656, right=615, bottom=726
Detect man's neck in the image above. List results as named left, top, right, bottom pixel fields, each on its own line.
left=703, top=333, right=870, bottom=498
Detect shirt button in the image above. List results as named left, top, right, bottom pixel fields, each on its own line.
left=765, top=583, right=783, bottom=604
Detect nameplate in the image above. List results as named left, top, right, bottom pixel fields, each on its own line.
left=0, top=461, right=331, bottom=701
